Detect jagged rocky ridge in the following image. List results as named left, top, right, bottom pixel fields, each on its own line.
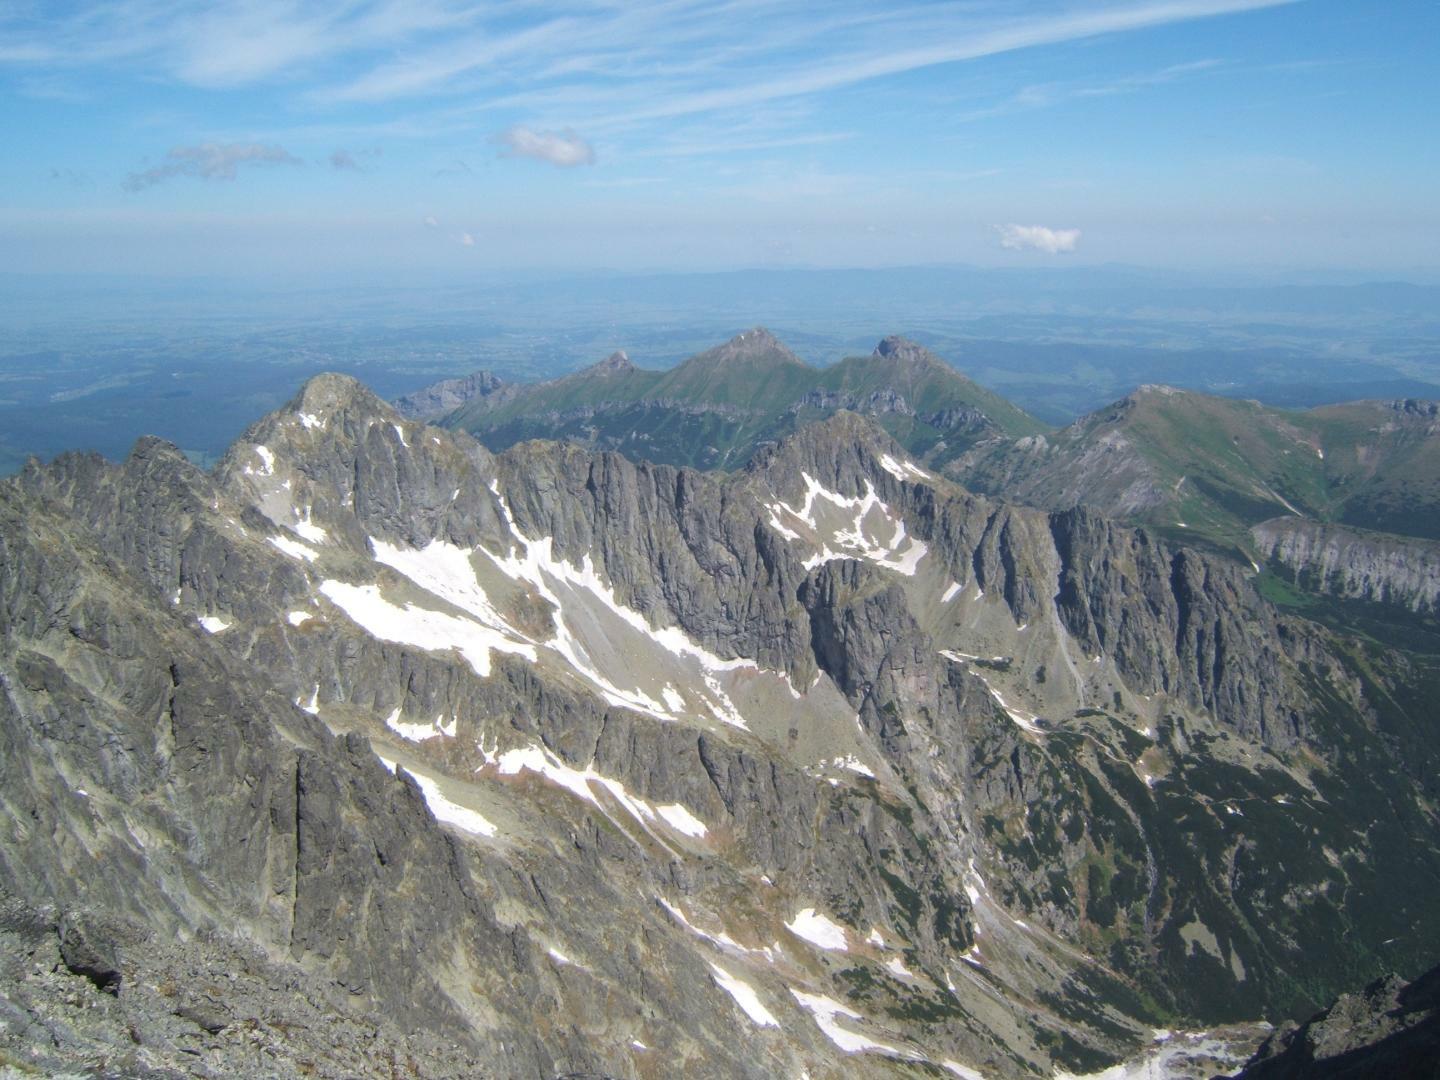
left=393, top=369, right=514, bottom=421
left=1231, top=961, right=1440, bottom=1078
left=2, top=373, right=1438, bottom=1077
left=1253, top=517, right=1440, bottom=616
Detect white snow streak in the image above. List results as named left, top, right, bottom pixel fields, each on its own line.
left=878, top=453, right=932, bottom=482
left=198, top=615, right=230, bottom=634
left=656, top=803, right=708, bottom=838
left=297, top=412, right=323, bottom=430
left=939, top=653, right=1045, bottom=734
left=486, top=483, right=767, bottom=728
left=407, top=771, right=497, bottom=837
left=943, top=1061, right=988, bottom=1080
left=789, top=990, right=901, bottom=1056
left=709, top=964, right=779, bottom=1027
left=941, top=581, right=962, bottom=602
left=319, top=579, right=536, bottom=678
left=766, top=473, right=928, bottom=577
left=486, top=744, right=707, bottom=840
left=269, top=536, right=319, bottom=563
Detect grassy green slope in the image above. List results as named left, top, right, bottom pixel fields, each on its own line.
left=446, top=330, right=1046, bottom=470
left=961, top=388, right=1440, bottom=559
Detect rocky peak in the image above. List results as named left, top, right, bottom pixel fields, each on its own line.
left=1385, top=398, right=1440, bottom=419
left=701, top=327, right=804, bottom=367
left=873, top=335, right=940, bottom=367
left=393, top=370, right=507, bottom=421
left=580, top=350, right=635, bottom=378
left=293, top=371, right=395, bottom=424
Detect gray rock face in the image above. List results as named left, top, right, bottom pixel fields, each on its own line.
left=3, top=374, right=1438, bottom=1078
left=1233, top=963, right=1440, bottom=1079
left=1253, top=517, right=1440, bottom=614
left=393, top=369, right=511, bottom=420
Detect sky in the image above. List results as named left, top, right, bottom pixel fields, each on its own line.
left=1, top=0, right=1437, bottom=277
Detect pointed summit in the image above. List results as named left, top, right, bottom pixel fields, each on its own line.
left=293, top=372, right=392, bottom=419
left=873, top=335, right=941, bottom=367
left=657, top=328, right=812, bottom=413
left=581, top=350, right=636, bottom=378
left=697, top=327, right=805, bottom=368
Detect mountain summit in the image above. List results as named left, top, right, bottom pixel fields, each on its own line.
left=437, top=329, right=1043, bottom=469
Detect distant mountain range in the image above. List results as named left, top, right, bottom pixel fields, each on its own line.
left=402, top=328, right=1044, bottom=470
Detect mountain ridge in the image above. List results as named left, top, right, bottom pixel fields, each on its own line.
left=434, top=329, right=1045, bottom=470
left=3, top=368, right=1439, bottom=1077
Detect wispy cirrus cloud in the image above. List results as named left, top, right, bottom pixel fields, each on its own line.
left=996, top=223, right=1081, bottom=253
left=124, top=142, right=300, bottom=190
left=2, top=2, right=1298, bottom=119
left=495, top=126, right=595, bottom=168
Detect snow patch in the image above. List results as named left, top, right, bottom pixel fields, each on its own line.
left=297, top=412, right=323, bottom=430
left=292, top=506, right=327, bottom=544
left=407, top=770, right=497, bottom=837
left=485, top=484, right=776, bottom=728
left=269, top=536, right=319, bottom=563
left=319, top=579, right=536, bottom=678
left=709, top=964, right=779, bottom=1027
left=658, top=899, right=781, bottom=963
left=942, top=1061, right=987, bottom=1080
left=789, top=990, right=902, bottom=1056
left=884, top=956, right=914, bottom=980
left=287, top=610, right=312, bottom=626
left=243, top=445, right=275, bottom=476
left=392, top=423, right=408, bottom=446
left=767, top=474, right=928, bottom=577
left=941, top=581, right=961, bottom=602
left=385, top=707, right=457, bottom=742
left=786, top=908, right=849, bottom=951
left=656, top=803, right=708, bottom=838
left=198, top=615, right=230, bottom=634
left=827, top=755, right=875, bottom=778
left=487, top=743, right=707, bottom=841
left=1052, top=1030, right=1253, bottom=1079
left=878, top=453, right=932, bottom=482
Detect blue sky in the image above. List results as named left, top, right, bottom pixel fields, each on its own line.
left=1, top=0, right=1436, bottom=276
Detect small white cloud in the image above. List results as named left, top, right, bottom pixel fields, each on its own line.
left=124, top=142, right=300, bottom=190
left=458, top=232, right=476, bottom=246
left=996, top=223, right=1080, bottom=254
left=423, top=215, right=439, bottom=228
left=495, top=126, right=595, bottom=168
